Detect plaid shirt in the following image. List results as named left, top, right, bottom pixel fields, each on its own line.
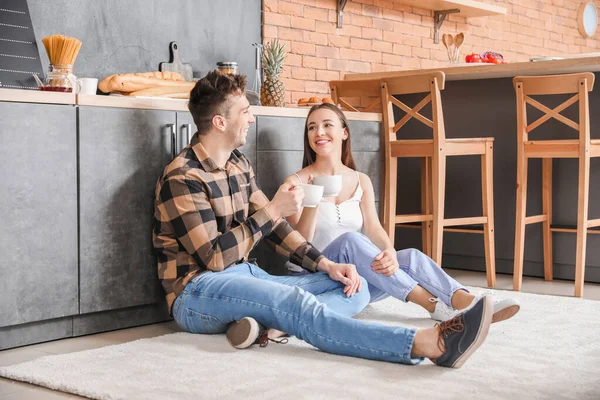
left=153, top=135, right=324, bottom=313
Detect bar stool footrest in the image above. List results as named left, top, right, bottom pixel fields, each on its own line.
left=550, top=224, right=600, bottom=234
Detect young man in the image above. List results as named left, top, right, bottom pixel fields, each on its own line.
left=152, top=70, right=495, bottom=368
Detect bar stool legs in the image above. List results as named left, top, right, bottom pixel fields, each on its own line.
left=420, top=157, right=432, bottom=258
left=431, top=148, right=447, bottom=265
left=575, top=141, right=591, bottom=297
left=513, top=145, right=528, bottom=292
left=542, top=159, right=553, bottom=282
left=482, top=142, right=497, bottom=288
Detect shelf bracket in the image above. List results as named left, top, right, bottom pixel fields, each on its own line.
left=433, top=9, right=460, bottom=44
left=337, top=0, right=348, bottom=28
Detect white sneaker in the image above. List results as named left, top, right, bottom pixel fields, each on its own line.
left=428, top=295, right=521, bottom=323
left=490, top=297, right=521, bottom=323
left=429, top=298, right=458, bottom=321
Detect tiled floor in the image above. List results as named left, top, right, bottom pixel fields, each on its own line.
left=1, top=269, right=599, bottom=399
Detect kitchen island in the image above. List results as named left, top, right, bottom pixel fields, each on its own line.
left=346, top=55, right=600, bottom=287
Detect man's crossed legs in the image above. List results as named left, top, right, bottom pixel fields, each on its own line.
left=173, top=262, right=494, bottom=368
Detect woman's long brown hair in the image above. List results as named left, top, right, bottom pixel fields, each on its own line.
left=302, top=103, right=357, bottom=170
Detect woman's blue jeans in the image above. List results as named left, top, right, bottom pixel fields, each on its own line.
left=319, top=232, right=467, bottom=306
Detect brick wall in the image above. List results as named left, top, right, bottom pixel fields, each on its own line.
left=262, top=0, right=600, bottom=104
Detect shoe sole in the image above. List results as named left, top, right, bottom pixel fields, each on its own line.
left=492, top=304, right=520, bottom=323
left=226, top=317, right=259, bottom=349
left=451, top=296, right=493, bottom=369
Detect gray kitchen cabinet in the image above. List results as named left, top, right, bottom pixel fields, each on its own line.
left=0, top=102, right=78, bottom=329
left=174, top=112, right=195, bottom=156
left=78, top=107, right=174, bottom=314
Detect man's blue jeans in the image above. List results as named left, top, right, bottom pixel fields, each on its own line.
left=173, top=263, right=422, bottom=365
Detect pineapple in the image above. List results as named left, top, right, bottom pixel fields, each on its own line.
left=260, top=39, right=287, bottom=107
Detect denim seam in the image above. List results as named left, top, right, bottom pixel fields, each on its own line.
left=184, top=306, right=227, bottom=326
left=400, top=262, right=447, bottom=298
left=399, top=280, right=419, bottom=303
left=403, top=329, right=424, bottom=365
left=295, top=275, right=338, bottom=289
left=190, top=291, right=412, bottom=362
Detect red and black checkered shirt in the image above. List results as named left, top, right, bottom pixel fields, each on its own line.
left=153, top=135, right=324, bottom=313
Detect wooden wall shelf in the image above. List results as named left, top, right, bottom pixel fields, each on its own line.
left=396, top=0, right=507, bottom=18
left=337, top=0, right=507, bottom=43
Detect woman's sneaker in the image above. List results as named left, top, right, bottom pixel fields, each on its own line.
left=429, top=298, right=457, bottom=322
left=489, top=298, right=520, bottom=323
left=432, top=295, right=494, bottom=368
left=429, top=296, right=521, bottom=324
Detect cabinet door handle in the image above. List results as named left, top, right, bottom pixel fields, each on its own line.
left=167, top=123, right=176, bottom=158
left=181, top=124, right=192, bottom=147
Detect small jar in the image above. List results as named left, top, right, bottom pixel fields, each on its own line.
left=40, top=64, right=78, bottom=93
left=217, top=61, right=238, bottom=75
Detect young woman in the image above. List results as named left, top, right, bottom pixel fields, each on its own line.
left=285, top=103, right=519, bottom=323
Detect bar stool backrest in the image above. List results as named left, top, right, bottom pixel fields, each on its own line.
left=380, top=71, right=446, bottom=145
left=513, top=73, right=595, bottom=143
left=329, top=79, right=382, bottom=112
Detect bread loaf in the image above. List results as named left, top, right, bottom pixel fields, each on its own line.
left=98, top=71, right=190, bottom=94
left=127, top=85, right=192, bottom=98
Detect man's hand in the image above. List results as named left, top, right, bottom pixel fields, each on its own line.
left=317, top=259, right=362, bottom=297
left=265, top=183, right=304, bottom=220
left=371, top=248, right=399, bottom=276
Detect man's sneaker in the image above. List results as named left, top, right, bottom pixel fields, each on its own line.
left=226, top=317, right=289, bottom=350
left=429, top=296, right=521, bottom=324
left=226, top=317, right=261, bottom=349
left=432, top=295, right=493, bottom=368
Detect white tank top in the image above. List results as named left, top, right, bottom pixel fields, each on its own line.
left=296, top=171, right=364, bottom=252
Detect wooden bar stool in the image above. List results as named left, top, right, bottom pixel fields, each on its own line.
left=380, top=71, right=496, bottom=287
left=513, top=72, right=600, bottom=297
left=329, top=79, right=382, bottom=112
left=330, top=78, right=432, bottom=255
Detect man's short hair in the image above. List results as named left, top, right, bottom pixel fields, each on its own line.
left=188, top=71, right=248, bottom=135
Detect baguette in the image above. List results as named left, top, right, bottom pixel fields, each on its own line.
left=98, top=71, right=189, bottom=93
left=98, top=74, right=117, bottom=93
left=127, top=85, right=192, bottom=98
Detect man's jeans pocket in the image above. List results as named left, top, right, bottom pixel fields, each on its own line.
left=176, top=306, right=228, bottom=334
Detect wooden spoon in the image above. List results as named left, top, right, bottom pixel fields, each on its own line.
left=446, top=34, right=455, bottom=62
left=454, top=32, right=465, bottom=62
left=441, top=34, right=452, bottom=61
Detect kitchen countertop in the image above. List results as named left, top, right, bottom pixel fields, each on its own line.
left=0, top=89, right=76, bottom=105
left=344, top=54, right=600, bottom=82
left=0, top=89, right=381, bottom=122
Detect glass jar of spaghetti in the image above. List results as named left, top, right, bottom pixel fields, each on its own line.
left=216, top=61, right=238, bottom=75
left=40, top=64, right=79, bottom=93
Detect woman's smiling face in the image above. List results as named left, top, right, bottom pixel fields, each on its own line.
left=306, top=108, right=348, bottom=157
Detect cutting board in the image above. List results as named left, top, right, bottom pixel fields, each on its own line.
left=159, top=42, right=193, bottom=81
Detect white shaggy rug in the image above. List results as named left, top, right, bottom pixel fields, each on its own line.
left=1, top=287, right=599, bottom=400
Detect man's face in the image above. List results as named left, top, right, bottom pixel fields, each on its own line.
left=224, top=93, right=255, bottom=149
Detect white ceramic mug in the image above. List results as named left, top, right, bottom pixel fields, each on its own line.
left=78, top=78, right=98, bottom=95
left=300, top=183, right=324, bottom=208
left=313, top=175, right=343, bottom=197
